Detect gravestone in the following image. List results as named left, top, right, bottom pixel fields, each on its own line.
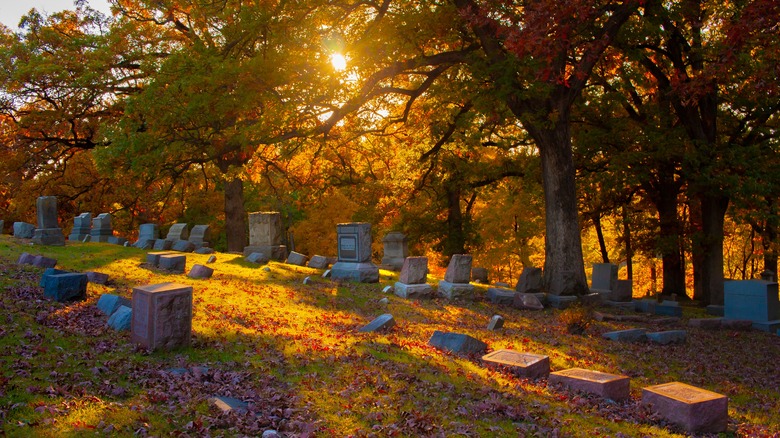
left=641, top=382, right=728, bottom=433
left=32, top=255, right=57, bottom=268
left=602, top=328, right=647, bottom=342
left=590, top=263, right=618, bottom=299
left=439, top=254, right=474, bottom=300
left=152, top=239, right=173, bottom=251
left=41, top=271, right=88, bottom=302
left=482, top=350, right=550, bottom=379
left=724, top=279, right=780, bottom=332
left=146, top=251, right=175, bottom=267
left=68, top=213, right=92, bottom=242
left=307, top=255, right=329, bottom=269
left=515, top=267, right=543, bottom=294
left=655, top=300, right=683, bottom=317
left=131, top=282, right=193, bottom=350
left=243, top=212, right=287, bottom=260
left=358, top=313, right=395, bottom=332
left=86, top=271, right=109, bottom=285
left=487, top=314, right=504, bottom=331
left=165, top=223, right=189, bottom=241
left=188, top=225, right=211, bottom=248
left=108, top=236, right=127, bottom=246
left=471, top=267, right=489, bottom=284
left=89, top=213, right=113, bottom=243
left=380, top=231, right=408, bottom=271
left=13, top=222, right=36, bottom=238
left=171, top=239, right=196, bottom=253
left=286, top=251, right=308, bottom=266
left=32, top=196, right=65, bottom=246
left=689, top=318, right=723, bottom=330
left=159, top=254, right=186, bottom=273
left=487, top=287, right=515, bottom=305
left=194, top=247, right=214, bottom=254
left=107, top=305, right=132, bottom=331
left=17, top=252, right=35, bottom=265
left=548, top=368, right=630, bottom=401
left=606, top=279, right=634, bottom=307
left=97, top=294, right=132, bottom=316
left=134, top=224, right=159, bottom=249
left=428, top=330, right=487, bottom=355
left=209, top=396, right=249, bottom=414
left=246, top=252, right=269, bottom=264
left=394, top=256, right=433, bottom=299
left=513, top=292, right=545, bottom=310
left=187, top=264, right=214, bottom=279
left=330, top=222, right=379, bottom=283
left=206, top=255, right=217, bottom=264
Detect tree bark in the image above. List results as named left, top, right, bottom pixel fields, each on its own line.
left=622, top=206, right=633, bottom=279
left=656, top=189, right=686, bottom=296
left=698, top=192, right=729, bottom=305
left=593, top=214, right=610, bottom=263
left=224, top=177, right=247, bottom=253
left=443, top=184, right=466, bottom=258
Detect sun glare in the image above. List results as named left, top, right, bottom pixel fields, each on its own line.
left=330, top=53, right=347, bottom=71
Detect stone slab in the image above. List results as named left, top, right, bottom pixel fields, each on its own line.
left=165, top=223, right=189, bottom=241
left=635, top=299, right=657, bottom=313
left=548, top=368, right=630, bottom=401
left=487, top=314, right=504, bottom=331
left=187, top=264, right=214, bottom=279
left=486, top=287, right=515, bottom=305
left=428, top=330, right=487, bottom=356
left=591, top=263, right=618, bottom=293
left=482, top=349, right=550, bottom=379
left=13, top=222, right=35, bottom=238
left=655, top=302, right=683, bottom=317
left=438, top=281, right=474, bottom=300
left=602, top=328, right=647, bottom=342
left=17, top=252, right=35, bottom=265
left=610, top=279, right=633, bottom=302
left=515, top=267, right=542, bottom=294
left=721, top=319, right=754, bottom=330
left=398, top=257, right=428, bottom=285
left=641, top=382, right=728, bottom=433
left=42, top=272, right=88, bottom=302
left=330, top=261, right=379, bottom=283
left=107, top=305, right=132, bottom=331
left=146, top=251, right=175, bottom=267
left=512, top=292, right=545, bottom=310
left=358, top=313, right=395, bottom=332
left=158, top=254, right=186, bottom=273
left=724, top=279, right=780, bottom=323
left=208, top=396, right=248, bottom=414
left=243, top=245, right=287, bottom=261
left=307, top=255, right=329, bottom=269
left=394, top=282, right=434, bottom=299
left=286, top=251, right=308, bottom=266
left=246, top=252, right=269, bottom=264
left=646, top=330, right=687, bottom=345
left=604, top=300, right=636, bottom=310
left=32, top=228, right=65, bottom=246
left=194, top=247, right=214, bottom=254
left=97, top=294, right=132, bottom=316
left=578, top=292, right=602, bottom=306
left=381, top=231, right=408, bottom=271
left=171, top=240, right=196, bottom=253
left=444, top=254, right=472, bottom=284
left=39, top=268, right=69, bottom=286
left=752, top=319, right=780, bottom=332
left=131, top=282, right=193, bottom=350
left=135, top=239, right=156, bottom=250
left=188, top=224, right=210, bottom=247
left=546, top=294, right=577, bottom=309
left=32, top=255, right=58, bottom=268
left=86, top=271, right=110, bottom=285
left=152, top=239, right=173, bottom=251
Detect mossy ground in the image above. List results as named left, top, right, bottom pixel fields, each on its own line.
left=0, top=235, right=778, bottom=437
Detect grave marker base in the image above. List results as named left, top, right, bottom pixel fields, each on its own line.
left=331, top=262, right=379, bottom=283
left=549, top=368, right=630, bottom=401
left=642, top=382, right=728, bottom=433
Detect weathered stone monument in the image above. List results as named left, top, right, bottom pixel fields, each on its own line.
left=482, top=350, right=550, bottom=379
left=40, top=268, right=88, bottom=302
left=188, top=225, right=211, bottom=248
left=428, top=331, right=487, bottom=355
left=590, top=263, right=618, bottom=299
left=68, top=213, right=91, bottom=242
left=31, top=196, right=65, bottom=246
left=549, top=368, right=630, bottom=401
left=641, top=382, right=728, bottom=433
left=394, top=256, right=433, bottom=299
left=471, top=267, right=489, bottom=284
left=438, top=254, right=474, bottom=300
left=134, top=224, right=159, bottom=249
left=165, top=223, right=189, bottom=241
left=724, top=279, right=780, bottom=332
left=515, top=267, right=543, bottom=294
left=89, top=213, right=113, bottom=242
left=330, top=222, right=379, bottom=283
left=380, top=231, right=408, bottom=271
left=307, top=255, right=330, bottom=269
left=13, top=222, right=36, bottom=238
left=131, top=282, right=193, bottom=350
left=243, top=212, right=287, bottom=260
left=286, top=251, right=308, bottom=266
left=358, top=313, right=395, bottom=332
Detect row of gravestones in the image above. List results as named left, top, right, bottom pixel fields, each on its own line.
left=134, top=223, right=214, bottom=253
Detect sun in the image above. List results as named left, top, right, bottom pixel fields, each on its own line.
left=330, top=53, right=347, bottom=71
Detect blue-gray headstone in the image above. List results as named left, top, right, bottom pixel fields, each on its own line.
left=602, top=328, right=647, bottom=342
left=359, top=313, right=395, bottom=332
left=107, top=305, right=132, bottom=331
left=428, top=330, right=487, bottom=355
left=42, top=272, right=88, bottom=302
left=97, top=294, right=132, bottom=316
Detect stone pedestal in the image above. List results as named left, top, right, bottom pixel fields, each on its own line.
left=331, top=222, right=379, bottom=283
left=394, top=282, right=434, bottom=299
left=134, top=223, right=159, bottom=249
left=90, top=213, right=113, bottom=243
left=724, top=280, right=780, bottom=332
left=68, top=213, right=92, bottom=241
left=642, top=382, right=728, bottom=433
left=381, top=231, right=408, bottom=271
left=32, top=228, right=66, bottom=246
left=41, top=271, right=88, bottom=302
left=244, top=212, right=286, bottom=260
left=131, top=283, right=193, bottom=350
left=487, top=287, right=515, bottom=305
left=331, top=262, right=379, bottom=283
left=159, top=254, right=186, bottom=273
left=549, top=368, right=630, bottom=401
left=438, top=280, right=474, bottom=300
left=482, top=349, right=549, bottom=379
left=32, top=196, right=65, bottom=246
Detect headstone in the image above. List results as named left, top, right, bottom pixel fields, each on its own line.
left=107, top=305, right=132, bottom=331
left=243, top=212, right=287, bottom=260
left=68, top=213, right=92, bottom=241
left=89, top=213, right=113, bottom=243
left=82, top=235, right=91, bottom=243
left=322, top=269, right=331, bottom=278
left=398, top=257, right=428, bottom=284
left=13, top=222, right=36, bottom=238
left=428, top=330, right=487, bottom=355
left=165, top=223, right=189, bottom=241
left=487, top=314, right=504, bottom=331
left=41, top=271, right=88, bottom=302
left=32, top=255, right=58, bottom=268
left=655, top=300, right=683, bottom=317
left=609, top=279, right=633, bottom=302
left=359, top=313, right=395, bottom=332
left=590, top=263, right=618, bottom=298
left=31, top=196, right=65, bottom=246
left=17, top=252, right=35, bottom=265
left=439, top=254, right=474, bottom=300
left=382, top=285, right=393, bottom=294
left=379, top=297, right=389, bottom=304
left=39, top=268, right=69, bottom=286
left=188, top=225, right=211, bottom=248
left=641, top=382, right=728, bottom=433
left=548, top=368, right=630, bottom=401
left=171, top=240, right=196, bottom=253
left=206, top=255, right=217, bottom=264
left=246, top=252, right=269, bottom=264
left=724, top=280, right=780, bottom=332
left=482, top=350, right=550, bottom=379
left=381, top=231, right=408, bottom=271
left=131, top=282, right=193, bottom=350
left=194, top=247, right=214, bottom=254
left=513, top=292, right=545, bottom=310
left=152, top=239, right=173, bottom=251
left=97, top=294, right=132, bottom=316
left=487, top=287, right=515, bottom=305
left=646, top=330, right=687, bottom=345
left=472, top=267, right=489, bottom=284
left=330, top=223, right=379, bottom=283
left=86, top=271, right=109, bottom=285
left=602, top=328, right=647, bottom=342
left=187, top=264, right=214, bottom=279
left=159, top=254, right=186, bottom=273
left=307, top=255, right=329, bottom=269
left=302, top=276, right=311, bottom=285
left=515, top=267, right=543, bottom=294
left=209, top=396, right=248, bottom=414
left=286, top=251, right=308, bottom=266
left=134, top=223, right=159, bottom=249
left=578, top=292, right=602, bottom=306
left=146, top=251, right=175, bottom=267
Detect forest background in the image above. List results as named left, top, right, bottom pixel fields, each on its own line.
left=0, top=0, right=778, bottom=303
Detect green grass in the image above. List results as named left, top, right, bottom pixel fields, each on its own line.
left=1, top=235, right=778, bottom=437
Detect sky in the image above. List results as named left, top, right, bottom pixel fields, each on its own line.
left=0, top=0, right=112, bottom=29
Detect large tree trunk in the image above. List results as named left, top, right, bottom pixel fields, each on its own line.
left=655, top=188, right=686, bottom=296
left=533, top=122, right=588, bottom=296
left=224, top=177, right=247, bottom=253
left=698, top=192, right=729, bottom=305
left=622, top=205, right=633, bottom=280
left=443, top=184, right=466, bottom=258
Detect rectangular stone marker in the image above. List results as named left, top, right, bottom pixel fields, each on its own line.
left=244, top=212, right=287, bottom=260
left=97, top=293, right=132, bottom=316
left=381, top=231, right=408, bottom=271
left=486, top=314, right=504, bottom=331
left=171, top=240, right=196, bottom=252
left=444, top=254, right=472, bottom=283
left=188, top=224, right=211, bottom=248
left=42, top=272, right=88, bottom=302
left=548, top=368, right=630, bottom=401
left=428, top=330, right=487, bottom=355
left=358, top=313, right=395, bottom=332
left=646, top=330, right=687, bottom=345
left=68, top=213, right=92, bottom=241
left=394, top=282, right=434, bottom=299
left=609, top=279, right=633, bottom=302
left=13, top=222, right=36, bottom=238
left=131, top=282, right=193, bottom=350
left=590, top=263, right=618, bottom=297
left=307, top=255, right=329, bottom=269
left=602, top=328, right=647, bottom=342
left=286, top=251, right=308, bottom=266
left=187, top=264, right=214, bottom=279
left=724, top=280, right=780, bottom=332
left=438, top=281, right=475, bottom=300
left=655, top=300, right=683, bottom=317
left=159, top=254, right=186, bottom=273
left=331, top=222, right=379, bottom=283
left=515, top=267, right=543, bottom=294
left=482, top=349, right=550, bottom=379
left=134, top=223, right=159, bottom=249
left=146, top=251, right=175, bottom=267
left=90, top=213, right=113, bottom=242
left=398, top=256, right=428, bottom=285
left=487, top=287, right=515, bottom=305
left=32, top=196, right=65, bottom=246
left=153, top=239, right=173, bottom=251
left=165, top=223, right=189, bottom=241
left=642, top=382, right=728, bottom=433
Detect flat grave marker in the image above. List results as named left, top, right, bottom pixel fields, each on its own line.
left=548, top=368, right=630, bottom=401
left=642, top=382, right=728, bottom=433
left=482, top=349, right=549, bottom=379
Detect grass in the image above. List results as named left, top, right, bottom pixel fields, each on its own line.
left=0, top=234, right=779, bottom=437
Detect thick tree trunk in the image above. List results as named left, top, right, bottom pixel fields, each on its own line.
left=224, top=177, right=247, bottom=253
left=655, top=189, right=686, bottom=296
left=533, top=123, right=588, bottom=296
left=443, top=185, right=466, bottom=258
left=698, top=192, right=729, bottom=305
left=761, top=198, right=778, bottom=277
